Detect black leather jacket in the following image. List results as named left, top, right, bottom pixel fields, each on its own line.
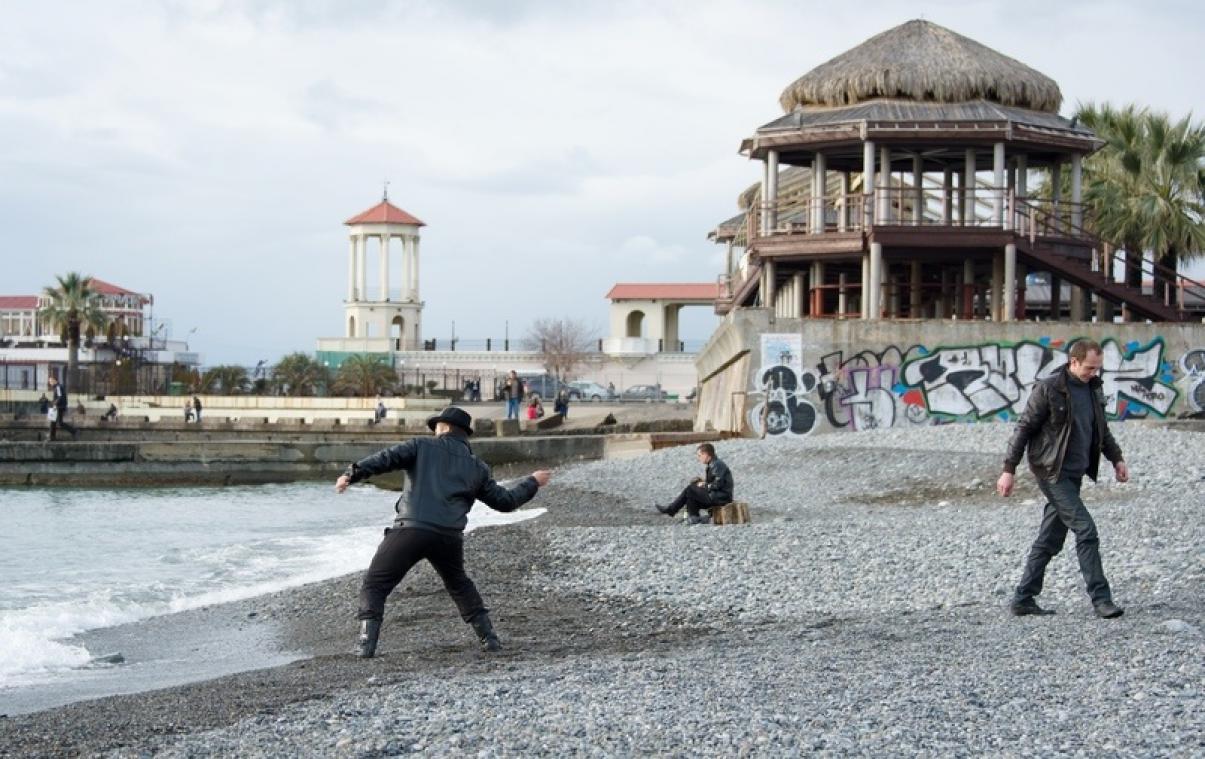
left=344, top=434, right=539, bottom=534
left=704, top=457, right=734, bottom=504
left=1003, top=366, right=1123, bottom=483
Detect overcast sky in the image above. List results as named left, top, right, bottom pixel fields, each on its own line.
left=2, top=0, right=1201, bottom=365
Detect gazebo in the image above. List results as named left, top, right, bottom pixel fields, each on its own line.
left=712, top=19, right=1191, bottom=323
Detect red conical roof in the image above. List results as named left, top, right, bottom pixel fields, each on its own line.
left=344, top=200, right=425, bottom=226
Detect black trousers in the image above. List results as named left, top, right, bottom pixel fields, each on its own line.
left=1015, top=476, right=1113, bottom=605
left=357, top=526, right=487, bottom=624
left=665, top=483, right=717, bottom=518
left=49, top=414, right=77, bottom=440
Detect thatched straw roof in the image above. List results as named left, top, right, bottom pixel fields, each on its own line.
left=778, top=19, right=1062, bottom=114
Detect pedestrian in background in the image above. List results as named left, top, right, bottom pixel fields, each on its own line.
left=997, top=339, right=1128, bottom=620
left=505, top=370, right=523, bottom=420
left=47, top=376, right=78, bottom=440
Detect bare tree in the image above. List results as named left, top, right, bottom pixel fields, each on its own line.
left=523, top=317, right=597, bottom=380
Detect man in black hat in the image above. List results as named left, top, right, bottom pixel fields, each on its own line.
left=335, top=406, right=551, bottom=658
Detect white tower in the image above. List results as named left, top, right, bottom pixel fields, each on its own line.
left=342, top=193, right=425, bottom=350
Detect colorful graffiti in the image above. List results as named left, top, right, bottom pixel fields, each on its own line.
left=747, top=335, right=1187, bottom=437
left=1181, top=349, right=1205, bottom=413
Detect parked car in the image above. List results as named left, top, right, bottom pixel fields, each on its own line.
left=568, top=380, right=616, bottom=402
left=518, top=373, right=569, bottom=401
left=620, top=384, right=667, bottom=401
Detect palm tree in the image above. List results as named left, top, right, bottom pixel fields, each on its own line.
left=38, top=273, right=109, bottom=389
left=201, top=365, right=250, bottom=394
left=1077, top=104, right=1205, bottom=304
left=271, top=353, right=330, bottom=396
left=332, top=354, right=397, bottom=397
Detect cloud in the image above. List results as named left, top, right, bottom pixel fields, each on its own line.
left=618, top=235, right=689, bottom=264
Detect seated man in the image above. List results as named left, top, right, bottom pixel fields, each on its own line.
left=655, top=443, right=733, bottom=524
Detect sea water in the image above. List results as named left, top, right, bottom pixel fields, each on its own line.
left=0, top=481, right=544, bottom=693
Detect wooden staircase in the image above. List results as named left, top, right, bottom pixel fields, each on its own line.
left=1013, top=200, right=1199, bottom=322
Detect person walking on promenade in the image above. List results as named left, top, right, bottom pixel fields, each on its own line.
left=46, top=376, right=78, bottom=440
left=504, top=370, right=523, bottom=420
left=184, top=399, right=194, bottom=423
left=193, top=396, right=203, bottom=423
left=997, top=339, right=1128, bottom=620
left=335, top=406, right=552, bottom=658
left=655, top=443, right=733, bottom=525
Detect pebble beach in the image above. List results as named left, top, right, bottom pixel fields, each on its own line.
left=2, top=423, right=1201, bottom=757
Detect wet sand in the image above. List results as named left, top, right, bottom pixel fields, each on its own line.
left=0, top=484, right=692, bottom=757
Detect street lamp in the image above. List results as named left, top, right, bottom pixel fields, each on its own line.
left=186, top=327, right=198, bottom=351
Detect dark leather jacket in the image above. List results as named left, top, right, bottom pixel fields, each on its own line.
left=344, top=433, right=539, bottom=534
left=704, top=457, right=734, bottom=504
left=1003, top=366, right=1123, bottom=483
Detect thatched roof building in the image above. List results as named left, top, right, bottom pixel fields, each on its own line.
left=778, top=19, right=1062, bottom=113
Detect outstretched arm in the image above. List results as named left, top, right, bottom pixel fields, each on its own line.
left=477, top=469, right=551, bottom=512
left=334, top=439, right=419, bottom=494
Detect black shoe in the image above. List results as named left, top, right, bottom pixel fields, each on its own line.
left=356, top=619, right=381, bottom=658
left=1094, top=601, right=1124, bottom=619
left=1009, top=599, right=1055, bottom=617
left=470, top=613, right=502, bottom=652
left=654, top=503, right=674, bottom=516
left=687, top=514, right=711, bottom=525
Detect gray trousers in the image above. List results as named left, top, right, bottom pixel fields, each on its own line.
left=1014, top=476, right=1113, bottom=605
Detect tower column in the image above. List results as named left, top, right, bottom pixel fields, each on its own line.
left=411, top=236, right=421, bottom=300
left=380, top=233, right=390, bottom=301
left=993, top=142, right=1006, bottom=225
left=356, top=234, right=367, bottom=302
left=963, top=148, right=976, bottom=225
left=347, top=235, right=356, bottom=301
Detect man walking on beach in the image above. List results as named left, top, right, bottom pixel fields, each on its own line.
left=997, top=340, right=1128, bottom=620
left=655, top=443, right=733, bottom=524
left=47, top=376, right=78, bottom=441
left=335, top=406, right=551, bottom=658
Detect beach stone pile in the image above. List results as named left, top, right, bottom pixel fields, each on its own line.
left=113, top=423, right=1203, bottom=757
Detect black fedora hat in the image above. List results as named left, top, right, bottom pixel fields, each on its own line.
left=427, top=406, right=474, bottom=435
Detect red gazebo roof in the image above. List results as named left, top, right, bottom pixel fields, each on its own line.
left=606, top=283, right=720, bottom=301
left=344, top=200, right=426, bottom=227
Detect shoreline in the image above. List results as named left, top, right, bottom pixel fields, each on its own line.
left=1, top=424, right=1201, bottom=756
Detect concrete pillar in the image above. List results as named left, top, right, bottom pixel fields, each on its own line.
left=909, top=260, right=922, bottom=317
left=912, top=155, right=924, bottom=225
left=763, top=259, right=776, bottom=310
left=993, top=142, right=1005, bottom=225
left=812, top=152, right=826, bottom=233
left=964, top=149, right=976, bottom=225
left=942, top=167, right=953, bottom=225
left=793, top=271, right=805, bottom=318
left=380, top=234, right=390, bottom=301
left=838, top=172, right=850, bottom=232
left=868, top=242, right=882, bottom=319
left=963, top=258, right=975, bottom=319
left=1071, top=153, right=1083, bottom=230
left=862, top=140, right=875, bottom=227
left=860, top=253, right=870, bottom=318
left=878, top=146, right=891, bottom=222
left=763, top=151, right=779, bottom=234
left=1016, top=262, right=1027, bottom=319
left=814, top=262, right=826, bottom=315
left=1003, top=243, right=1017, bottom=320
left=411, top=237, right=420, bottom=300
left=1069, top=286, right=1086, bottom=321
left=347, top=236, right=356, bottom=301
left=838, top=272, right=848, bottom=318
left=991, top=251, right=1005, bottom=320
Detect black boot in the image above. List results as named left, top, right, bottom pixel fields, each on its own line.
left=356, top=619, right=381, bottom=658
left=470, top=613, right=502, bottom=652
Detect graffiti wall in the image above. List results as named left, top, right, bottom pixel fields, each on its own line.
left=747, top=333, right=1199, bottom=437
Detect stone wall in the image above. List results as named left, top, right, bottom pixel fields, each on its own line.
left=695, top=309, right=1205, bottom=437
